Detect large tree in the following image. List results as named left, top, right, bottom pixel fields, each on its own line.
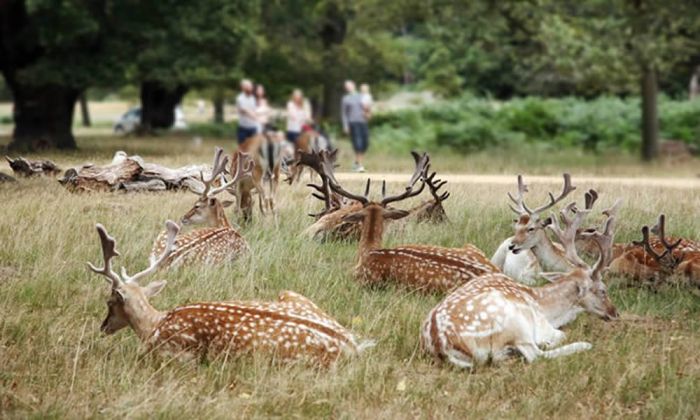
left=112, top=0, right=260, bottom=132
left=0, top=0, right=109, bottom=150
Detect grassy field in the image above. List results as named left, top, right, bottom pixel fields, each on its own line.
left=1, top=135, right=699, bottom=418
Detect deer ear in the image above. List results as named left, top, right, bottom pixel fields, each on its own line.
left=383, top=208, right=410, bottom=220
left=341, top=212, right=366, bottom=223
left=221, top=200, right=235, bottom=208
left=143, top=280, right=167, bottom=298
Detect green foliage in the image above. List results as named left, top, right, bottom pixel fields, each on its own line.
left=371, top=95, right=700, bottom=153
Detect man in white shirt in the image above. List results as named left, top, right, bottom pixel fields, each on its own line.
left=236, top=79, right=258, bottom=144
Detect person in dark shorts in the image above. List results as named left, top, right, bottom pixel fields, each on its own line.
left=235, top=79, right=258, bottom=144
left=341, top=80, right=369, bottom=172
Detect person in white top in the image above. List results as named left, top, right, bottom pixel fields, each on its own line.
left=360, top=83, right=373, bottom=119
left=286, top=89, right=312, bottom=144
left=255, top=84, right=271, bottom=133
left=236, top=79, right=258, bottom=144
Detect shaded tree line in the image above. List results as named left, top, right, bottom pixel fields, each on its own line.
left=1, top=0, right=699, bottom=160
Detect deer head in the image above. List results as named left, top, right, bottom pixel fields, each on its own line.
left=327, top=151, right=428, bottom=227
left=181, top=148, right=253, bottom=227
left=298, top=149, right=343, bottom=218
left=88, top=220, right=179, bottom=336
left=507, top=174, right=578, bottom=254
left=541, top=202, right=619, bottom=321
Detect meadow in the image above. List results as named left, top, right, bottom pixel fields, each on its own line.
left=1, top=135, right=699, bottom=418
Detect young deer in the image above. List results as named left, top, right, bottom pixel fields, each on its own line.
left=491, top=174, right=584, bottom=284
left=233, top=132, right=283, bottom=222
left=422, top=203, right=619, bottom=369
left=90, top=221, right=372, bottom=365
left=326, top=152, right=498, bottom=293
left=608, top=214, right=700, bottom=286
left=150, top=148, right=252, bottom=268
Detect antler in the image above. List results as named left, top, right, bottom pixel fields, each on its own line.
left=299, top=150, right=342, bottom=216
left=650, top=214, right=683, bottom=251
left=323, top=151, right=371, bottom=205
left=120, top=220, right=180, bottom=284
left=87, top=224, right=122, bottom=287
left=199, top=147, right=229, bottom=196
left=578, top=216, right=616, bottom=281
left=584, top=189, right=598, bottom=210
left=424, top=171, right=450, bottom=203
left=380, top=151, right=428, bottom=206
left=509, top=174, right=576, bottom=215
left=548, top=203, right=591, bottom=268
left=209, top=151, right=254, bottom=197
left=633, top=214, right=684, bottom=270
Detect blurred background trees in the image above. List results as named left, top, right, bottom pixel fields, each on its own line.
left=1, top=0, right=699, bottom=159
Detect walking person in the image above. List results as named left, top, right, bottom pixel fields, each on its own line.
left=255, top=84, right=272, bottom=133
left=235, top=79, right=258, bottom=144
left=286, top=89, right=312, bottom=145
left=341, top=80, right=369, bottom=172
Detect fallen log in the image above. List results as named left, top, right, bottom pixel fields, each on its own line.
left=59, top=151, right=209, bottom=193
left=0, top=172, right=17, bottom=183
left=5, top=156, right=61, bottom=177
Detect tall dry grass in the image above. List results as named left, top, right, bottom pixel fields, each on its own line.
left=0, top=136, right=699, bottom=418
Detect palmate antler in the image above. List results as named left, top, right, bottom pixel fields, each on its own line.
left=380, top=151, right=429, bottom=206
left=508, top=173, right=576, bottom=216
left=88, top=220, right=181, bottom=286
left=212, top=150, right=254, bottom=197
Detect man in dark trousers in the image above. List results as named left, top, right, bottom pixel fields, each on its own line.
left=341, top=80, right=369, bottom=172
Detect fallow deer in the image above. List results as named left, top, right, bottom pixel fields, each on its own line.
left=150, top=148, right=252, bottom=268
left=325, top=152, right=499, bottom=293
left=491, top=174, right=584, bottom=284
left=408, top=169, right=450, bottom=223
left=422, top=203, right=619, bottom=369
left=608, top=214, right=700, bottom=286
left=233, top=132, right=284, bottom=222
left=90, top=220, right=373, bottom=365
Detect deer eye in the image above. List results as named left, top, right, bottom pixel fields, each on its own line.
left=527, top=227, right=536, bottom=232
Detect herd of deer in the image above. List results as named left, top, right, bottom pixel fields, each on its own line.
left=87, top=140, right=700, bottom=369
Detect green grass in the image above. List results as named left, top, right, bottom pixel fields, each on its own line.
left=0, top=135, right=699, bottom=418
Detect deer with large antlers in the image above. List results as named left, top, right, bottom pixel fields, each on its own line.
left=607, top=214, right=700, bottom=286
left=491, top=174, right=597, bottom=284
left=422, top=199, right=619, bottom=368
left=408, top=169, right=450, bottom=223
left=150, top=148, right=252, bottom=268
left=325, top=152, right=498, bottom=293
left=90, top=221, right=373, bottom=365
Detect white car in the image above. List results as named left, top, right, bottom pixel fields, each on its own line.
left=113, top=106, right=187, bottom=134
left=113, top=107, right=141, bottom=134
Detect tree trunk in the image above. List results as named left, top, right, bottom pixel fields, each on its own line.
left=79, top=92, right=91, bottom=127
left=318, top=3, right=346, bottom=121
left=213, top=93, right=224, bottom=123
left=640, top=66, right=659, bottom=161
left=7, top=82, right=80, bottom=151
left=139, top=81, right=188, bottom=133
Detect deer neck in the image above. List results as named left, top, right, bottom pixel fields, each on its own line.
left=358, top=208, right=384, bottom=260
left=531, top=232, right=573, bottom=272
left=532, top=275, right=585, bottom=328
left=213, top=202, right=231, bottom=228
left=125, top=299, right=166, bottom=342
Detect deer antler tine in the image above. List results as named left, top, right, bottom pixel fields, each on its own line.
left=87, top=223, right=122, bottom=287
left=602, top=198, right=622, bottom=217
left=508, top=174, right=529, bottom=214
left=208, top=151, right=253, bottom=197
left=529, top=173, right=576, bottom=215
left=122, top=220, right=180, bottom=284
left=381, top=180, right=386, bottom=198
left=380, top=151, right=429, bottom=206
left=632, top=226, right=669, bottom=262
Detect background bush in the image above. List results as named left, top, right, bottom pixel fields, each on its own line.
left=371, top=95, right=700, bottom=154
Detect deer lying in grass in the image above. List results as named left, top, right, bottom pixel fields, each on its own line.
left=233, top=132, right=283, bottom=222
left=301, top=150, right=449, bottom=241
left=91, top=220, right=372, bottom=365
left=422, top=200, right=619, bottom=368
left=491, top=174, right=585, bottom=284
left=607, top=214, right=700, bottom=286
left=150, top=148, right=251, bottom=268
left=325, top=152, right=498, bottom=293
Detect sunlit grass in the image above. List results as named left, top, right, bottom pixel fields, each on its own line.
left=0, top=135, right=699, bottom=417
